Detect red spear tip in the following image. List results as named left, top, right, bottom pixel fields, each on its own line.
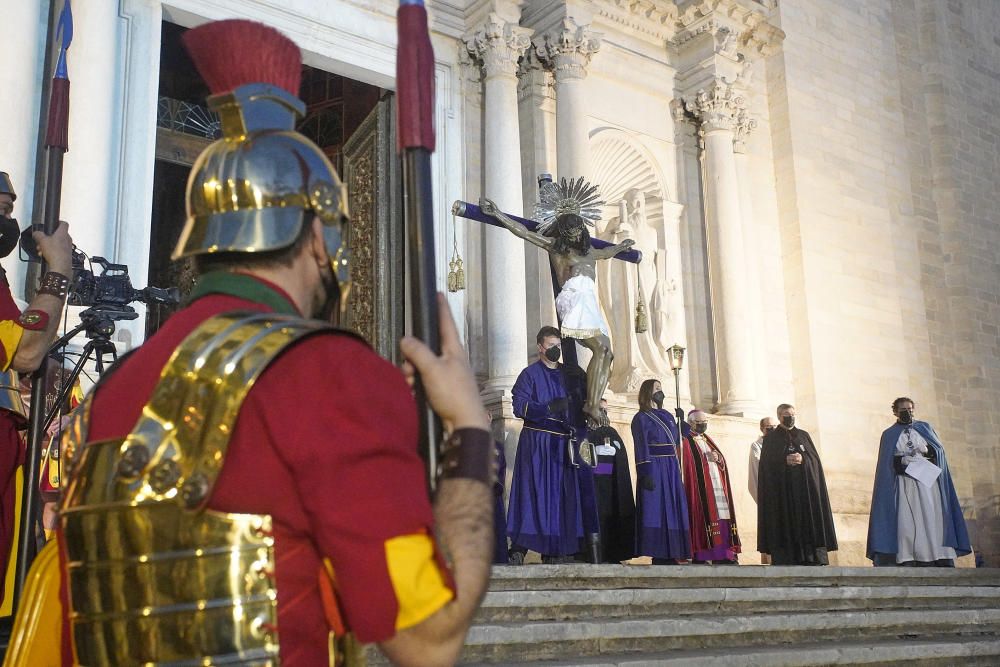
left=396, top=3, right=436, bottom=152
left=44, top=78, right=71, bottom=152
left=182, top=20, right=302, bottom=97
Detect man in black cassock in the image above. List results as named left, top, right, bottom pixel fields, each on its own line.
left=757, top=403, right=838, bottom=565
left=587, top=398, right=636, bottom=563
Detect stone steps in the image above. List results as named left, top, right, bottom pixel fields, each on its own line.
left=475, top=585, right=999, bottom=622
left=366, top=565, right=1000, bottom=665
left=460, top=608, right=1000, bottom=663
left=486, top=564, right=1000, bottom=591
left=490, top=637, right=1000, bottom=666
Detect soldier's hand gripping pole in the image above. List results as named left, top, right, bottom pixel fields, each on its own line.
left=397, top=0, right=443, bottom=491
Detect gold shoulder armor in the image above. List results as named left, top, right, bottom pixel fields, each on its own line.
left=60, top=311, right=332, bottom=666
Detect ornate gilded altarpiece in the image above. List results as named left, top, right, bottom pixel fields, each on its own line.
left=341, top=94, right=404, bottom=362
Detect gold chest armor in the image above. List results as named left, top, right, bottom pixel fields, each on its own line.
left=60, top=312, right=331, bottom=666
left=0, top=368, right=27, bottom=425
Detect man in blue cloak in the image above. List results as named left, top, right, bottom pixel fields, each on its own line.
left=867, top=397, right=971, bottom=567
left=506, top=326, right=584, bottom=563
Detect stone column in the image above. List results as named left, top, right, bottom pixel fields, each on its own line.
left=661, top=200, right=693, bottom=408
left=536, top=18, right=601, bottom=369
left=681, top=81, right=757, bottom=415
left=733, top=107, right=770, bottom=406
left=465, top=14, right=533, bottom=389
left=535, top=18, right=601, bottom=180
left=517, top=51, right=558, bottom=336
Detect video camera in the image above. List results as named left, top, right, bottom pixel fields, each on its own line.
left=68, top=250, right=179, bottom=309
left=19, top=226, right=180, bottom=311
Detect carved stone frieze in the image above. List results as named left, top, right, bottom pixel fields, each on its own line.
left=596, top=0, right=678, bottom=43
left=742, top=14, right=785, bottom=57
left=534, top=17, right=602, bottom=82
left=465, top=12, right=533, bottom=80
left=672, top=0, right=785, bottom=59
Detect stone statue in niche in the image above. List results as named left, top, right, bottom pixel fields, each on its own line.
left=598, top=189, right=674, bottom=393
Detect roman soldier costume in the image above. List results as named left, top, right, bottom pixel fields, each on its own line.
left=7, top=21, right=453, bottom=666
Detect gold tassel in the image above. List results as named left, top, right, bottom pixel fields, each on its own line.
left=455, top=257, right=466, bottom=291
left=447, top=257, right=458, bottom=293
left=634, top=263, right=648, bottom=333
left=447, top=213, right=465, bottom=293
left=635, top=299, right=648, bottom=334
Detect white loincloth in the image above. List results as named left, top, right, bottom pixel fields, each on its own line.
left=555, top=275, right=610, bottom=339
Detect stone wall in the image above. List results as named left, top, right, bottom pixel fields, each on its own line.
left=768, top=0, right=998, bottom=564
left=896, top=0, right=1000, bottom=564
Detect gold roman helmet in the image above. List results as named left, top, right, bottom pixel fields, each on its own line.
left=175, top=21, right=350, bottom=287
left=0, top=172, right=16, bottom=202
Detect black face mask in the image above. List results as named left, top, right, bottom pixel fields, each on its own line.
left=651, top=390, right=665, bottom=407
left=898, top=410, right=913, bottom=425
left=316, top=261, right=342, bottom=325
left=0, top=218, right=19, bottom=259
left=782, top=415, right=795, bottom=428
left=693, top=422, right=708, bottom=435
left=764, top=426, right=775, bottom=435
left=544, top=345, right=561, bottom=363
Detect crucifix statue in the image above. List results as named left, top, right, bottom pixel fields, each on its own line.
left=453, top=176, right=639, bottom=428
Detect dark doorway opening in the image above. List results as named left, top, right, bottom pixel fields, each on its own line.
left=149, top=21, right=399, bottom=353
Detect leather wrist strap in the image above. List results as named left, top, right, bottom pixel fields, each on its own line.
left=38, top=271, right=70, bottom=299
left=438, top=428, right=495, bottom=485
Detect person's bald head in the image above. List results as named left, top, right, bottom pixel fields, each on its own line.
left=759, top=416, right=778, bottom=436
left=687, top=410, right=709, bottom=435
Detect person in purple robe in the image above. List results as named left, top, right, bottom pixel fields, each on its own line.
left=631, top=379, right=691, bottom=564
left=493, top=438, right=509, bottom=564
left=506, top=326, right=584, bottom=563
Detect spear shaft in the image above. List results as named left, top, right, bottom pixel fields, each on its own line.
left=12, top=0, right=74, bottom=607
left=397, top=0, right=442, bottom=491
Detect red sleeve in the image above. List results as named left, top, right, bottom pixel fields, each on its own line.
left=247, top=335, right=450, bottom=643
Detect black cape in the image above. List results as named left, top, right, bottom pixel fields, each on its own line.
left=757, top=426, right=837, bottom=561
left=588, top=424, right=637, bottom=562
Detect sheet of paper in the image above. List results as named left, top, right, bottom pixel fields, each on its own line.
left=595, top=444, right=616, bottom=456
left=906, top=456, right=942, bottom=489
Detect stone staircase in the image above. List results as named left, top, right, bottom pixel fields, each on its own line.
left=442, top=564, right=1000, bottom=666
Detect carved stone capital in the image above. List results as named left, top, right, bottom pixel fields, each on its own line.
left=679, top=80, right=748, bottom=133
left=516, top=49, right=552, bottom=104
left=465, top=13, right=533, bottom=80
left=732, top=105, right=758, bottom=153
left=534, top=17, right=602, bottom=82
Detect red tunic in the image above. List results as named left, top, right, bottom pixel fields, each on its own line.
left=81, top=275, right=451, bottom=665
left=0, top=275, right=24, bottom=610
left=681, top=434, right=741, bottom=555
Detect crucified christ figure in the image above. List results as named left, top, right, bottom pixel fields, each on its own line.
left=480, top=197, right=635, bottom=427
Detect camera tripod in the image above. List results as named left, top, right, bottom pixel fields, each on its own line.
left=41, top=304, right=137, bottom=434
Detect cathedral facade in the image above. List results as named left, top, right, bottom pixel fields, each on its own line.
left=2, top=0, right=998, bottom=564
